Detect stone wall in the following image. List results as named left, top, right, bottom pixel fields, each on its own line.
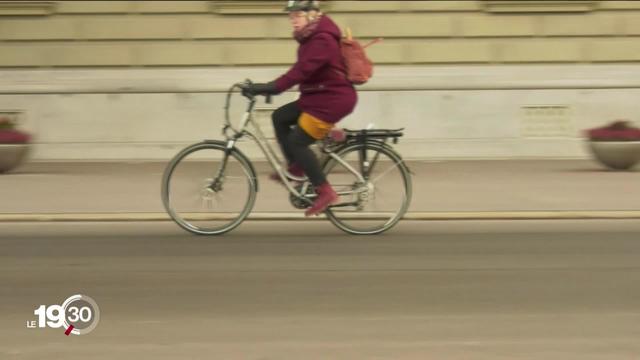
left=2, top=1, right=640, bottom=67
left=2, top=1, right=640, bottom=160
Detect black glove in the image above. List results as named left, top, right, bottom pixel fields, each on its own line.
left=241, top=82, right=278, bottom=97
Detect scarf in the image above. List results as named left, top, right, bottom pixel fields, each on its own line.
left=293, top=14, right=323, bottom=43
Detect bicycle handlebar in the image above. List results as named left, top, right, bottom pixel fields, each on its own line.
left=223, top=80, right=273, bottom=136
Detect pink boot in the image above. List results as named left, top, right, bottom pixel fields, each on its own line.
left=305, top=182, right=338, bottom=217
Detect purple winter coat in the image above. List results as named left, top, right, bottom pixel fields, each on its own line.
left=274, top=15, right=357, bottom=124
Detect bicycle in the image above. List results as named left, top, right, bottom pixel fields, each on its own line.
left=161, top=80, right=412, bottom=235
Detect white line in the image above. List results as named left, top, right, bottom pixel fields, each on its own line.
left=0, top=211, right=639, bottom=222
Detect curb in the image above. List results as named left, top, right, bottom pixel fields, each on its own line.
left=0, top=211, right=640, bottom=222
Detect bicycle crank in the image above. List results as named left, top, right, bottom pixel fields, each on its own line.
left=289, top=183, right=314, bottom=209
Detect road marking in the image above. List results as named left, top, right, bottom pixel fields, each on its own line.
left=0, top=211, right=639, bottom=222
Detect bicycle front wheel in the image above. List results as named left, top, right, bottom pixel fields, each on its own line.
left=161, top=142, right=257, bottom=235
left=323, top=142, right=412, bottom=235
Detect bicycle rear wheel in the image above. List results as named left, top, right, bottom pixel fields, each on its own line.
left=323, top=142, right=412, bottom=235
left=162, top=142, right=257, bottom=235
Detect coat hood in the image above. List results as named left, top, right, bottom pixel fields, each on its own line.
left=314, top=15, right=341, bottom=41
left=296, top=15, right=341, bottom=43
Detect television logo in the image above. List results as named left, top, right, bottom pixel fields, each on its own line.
left=26, top=294, right=100, bottom=336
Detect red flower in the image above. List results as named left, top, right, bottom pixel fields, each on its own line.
left=586, top=120, right=640, bottom=141
left=0, top=129, right=31, bottom=144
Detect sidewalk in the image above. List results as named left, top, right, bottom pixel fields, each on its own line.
left=0, top=160, right=639, bottom=221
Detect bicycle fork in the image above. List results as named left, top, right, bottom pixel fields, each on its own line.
left=206, top=140, right=236, bottom=192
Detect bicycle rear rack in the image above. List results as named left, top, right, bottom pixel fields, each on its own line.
left=344, top=128, right=405, bottom=144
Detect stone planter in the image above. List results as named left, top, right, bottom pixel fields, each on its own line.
left=0, top=143, right=30, bottom=173
left=587, top=141, right=640, bottom=170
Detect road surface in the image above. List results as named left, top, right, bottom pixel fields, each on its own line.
left=2, top=220, right=639, bottom=359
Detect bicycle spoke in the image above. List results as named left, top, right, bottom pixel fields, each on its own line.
left=370, top=161, right=403, bottom=184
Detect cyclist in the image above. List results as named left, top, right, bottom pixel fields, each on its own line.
left=241, top=0, right=357, bottom=217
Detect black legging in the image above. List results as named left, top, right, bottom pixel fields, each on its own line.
left=271, top=101, right=327, bottom=186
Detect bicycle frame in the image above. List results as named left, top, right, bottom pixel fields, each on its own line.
left=220, top=84, right=367, bottom=204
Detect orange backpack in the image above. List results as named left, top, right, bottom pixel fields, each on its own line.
left=340, top=28, right=382, bottom=85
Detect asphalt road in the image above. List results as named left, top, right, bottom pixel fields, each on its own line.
left=1, top=220, right=640, bottom=359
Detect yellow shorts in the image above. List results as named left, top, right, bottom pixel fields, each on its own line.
left=298, top=112, right=333, bottom=140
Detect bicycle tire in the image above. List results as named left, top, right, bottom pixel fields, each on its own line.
left=323, top=142, right=412, bottom=235
left=161, top=141, right=257, bottom=235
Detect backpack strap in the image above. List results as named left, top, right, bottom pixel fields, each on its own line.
left=363, top=37, right=383, bottom=49
left=343, top=27, right=382, bottom=48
